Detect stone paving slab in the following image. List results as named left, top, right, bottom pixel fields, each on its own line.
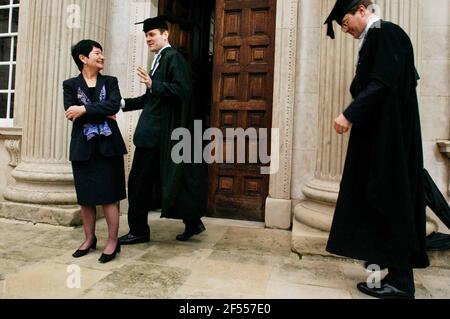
left=0, top=216, right=449, bottom=299
left=1, top=262, right=111, bottom=299
left=90, top=262, right=191, bottom=299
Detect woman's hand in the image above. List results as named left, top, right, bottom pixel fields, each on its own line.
left=137, top=67, right=152, bottom=89
left=65, top=105, right=86, bottom=122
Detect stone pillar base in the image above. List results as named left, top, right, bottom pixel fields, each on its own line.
left=293, top=216, right=450, bottom=268
left=291, top=215, right=332, bottom=256
left=265, top=197, right=291, bottom=230
left=0, top=201, right=81, bottom=227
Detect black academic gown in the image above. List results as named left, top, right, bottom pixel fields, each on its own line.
left=326, top=21, right=430, bottom=269
left=124, top=47, right=207, bottom=221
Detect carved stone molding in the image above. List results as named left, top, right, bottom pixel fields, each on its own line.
left=5, top=140, right=21, bottom=167
left=269, top=0, right=298, bottom=200
left=0, top=128, right=22, bottom=167
left=265, top=0, right=298, bottom=229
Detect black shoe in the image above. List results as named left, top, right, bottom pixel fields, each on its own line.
left=357, top=282, right=415, bottom=299
left=176, top=221, right=206, bottom=241
left=118, top=232, right=150, bottom=245
left=98, top=243, right=121, bottom=264
left=72, top=236, right=97, bottom=258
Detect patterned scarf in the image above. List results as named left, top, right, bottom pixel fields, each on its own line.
left=77, top=86, right=112, bottom=141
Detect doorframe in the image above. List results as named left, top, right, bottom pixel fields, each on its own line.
left=264, top=0, right=298, bottom=230
left=154, top=0, right=299, bottom=229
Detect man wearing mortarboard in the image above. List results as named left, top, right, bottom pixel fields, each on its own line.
left=118, top=16, right=207, bottom=245
left=324, top=0, right=429, bottom=299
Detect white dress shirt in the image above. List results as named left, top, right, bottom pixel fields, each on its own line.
left=151, top=44, right=172, bottom=76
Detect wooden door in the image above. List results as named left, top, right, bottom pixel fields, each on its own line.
left=208, top=0, right=276, bottom=221
left=159, top=0, right=214, bottom=122
left=158, top=0, right=192, bottom=62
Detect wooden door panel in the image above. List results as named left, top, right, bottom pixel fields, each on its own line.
left=209, top=0, right=276, bottom=221
left=158, top=0, right=192, bottom=61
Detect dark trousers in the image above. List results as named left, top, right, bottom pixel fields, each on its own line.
left=385, top=268, right=415, bottom=293
left=127, top=147, right=161, bottom=236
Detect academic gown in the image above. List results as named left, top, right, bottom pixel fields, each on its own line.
left=124, top=47, right=207, bottom=221
left=326, top=21, right=430, bottom=269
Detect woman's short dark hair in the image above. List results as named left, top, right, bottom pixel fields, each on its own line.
left=71, top=39, right=103, bottom=71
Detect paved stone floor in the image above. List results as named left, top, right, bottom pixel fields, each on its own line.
left=0, top=214, right=449, bottom=299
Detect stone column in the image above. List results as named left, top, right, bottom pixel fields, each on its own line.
left=292, top=0, right=356, bottom=255
left=265, top=0, right=298, bottom=230
left=292, top=0, right=437, bottom=255
left=106, top=0, right=156, bottom=214
left=0, top=0, right=110, bottom=226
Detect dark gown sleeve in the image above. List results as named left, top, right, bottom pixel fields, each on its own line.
left=343, top=79, right=388, bottom=126
left=150, top=53, right=190, bottom=102
left=123, top=91, right=150, bottom=112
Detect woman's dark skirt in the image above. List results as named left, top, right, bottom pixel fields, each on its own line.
left=71, top=144, right=126, bottom=206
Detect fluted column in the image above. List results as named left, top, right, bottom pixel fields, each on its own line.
left=0, top=0, right=109, bottom=226
left=292, top=0, right=436, bottom=255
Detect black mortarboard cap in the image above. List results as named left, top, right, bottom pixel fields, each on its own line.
left=135, top=16, right=169, bottom=33
left=324, top=0, right=361, bottom=39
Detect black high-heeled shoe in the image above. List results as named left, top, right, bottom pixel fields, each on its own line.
left=72, top=236, right=97, bottom=258
left=98, top=242, right=121, bottom=264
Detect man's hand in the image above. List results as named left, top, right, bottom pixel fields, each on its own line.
left=107, top=115, right=117, bottom=121
left=334, top=113, right=352, bottom=134
left=137, top=67, right=152, bottom=89
left=65, top=105, right=86, bottom=122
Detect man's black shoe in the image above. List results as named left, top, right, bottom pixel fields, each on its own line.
left=176, top=221, right=206, bottom=241
left=118, top=232, right=150, bottom=245
left=357, top=282, right=415, bottom=299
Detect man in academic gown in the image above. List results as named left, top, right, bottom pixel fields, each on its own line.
left=324, top=0, right=429, bottom=299
left=118, top=16, right=207, bottom=244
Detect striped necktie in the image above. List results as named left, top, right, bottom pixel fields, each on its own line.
left=151, top=54, right=162, bottom=76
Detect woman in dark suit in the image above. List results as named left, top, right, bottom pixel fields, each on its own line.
left=63, top=39, right=127, bottom=263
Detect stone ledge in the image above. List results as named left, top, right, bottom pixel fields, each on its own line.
left=0, top=127, right=22, bottom=140
left=291, top=217, right=331, bottom=257
left=437, top=140, right=450, bottom=157
left=428, top=250, right=450, bottom=269
left=0, top=201, right=81, bottom=227
left=292, top=214, right=450, bottom=269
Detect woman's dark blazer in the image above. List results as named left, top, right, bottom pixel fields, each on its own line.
left=63, top=74, right=127, bottom=162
